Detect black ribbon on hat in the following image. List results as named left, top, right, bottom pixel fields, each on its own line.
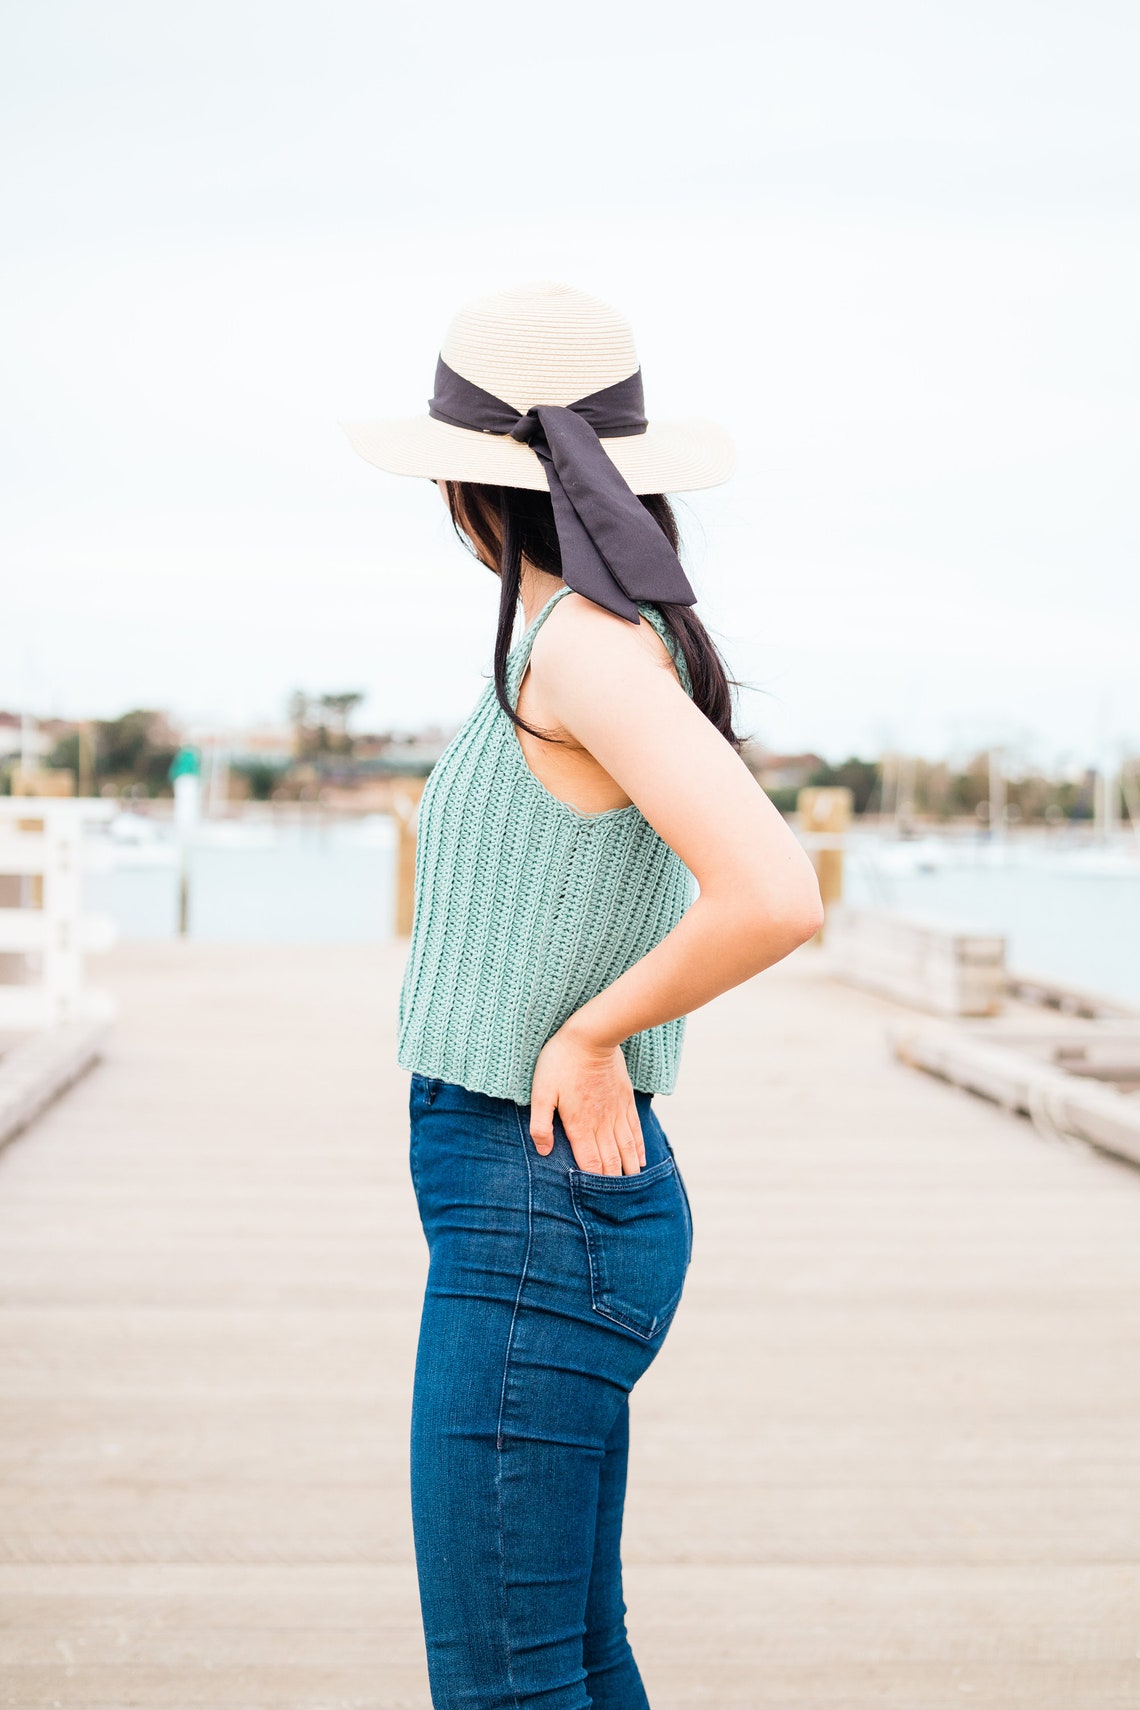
left=427, top=356, right=697, bottom=624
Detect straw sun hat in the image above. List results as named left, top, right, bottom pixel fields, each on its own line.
left=341, top=280, right=735, bottom=496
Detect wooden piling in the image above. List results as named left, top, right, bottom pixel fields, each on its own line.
left=389, top=782, right=424, bottom=938
left=796, top=785, right=853, bottom=942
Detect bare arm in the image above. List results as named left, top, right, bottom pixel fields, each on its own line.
left=526, top=592, right=823, bottom=1172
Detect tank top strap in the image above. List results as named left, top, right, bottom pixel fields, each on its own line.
left=505, top=584, right=576, bottom=702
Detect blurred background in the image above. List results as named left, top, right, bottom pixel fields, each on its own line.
left=4, top=8, right=1140, bottom=1706
left=4, top=0, right=1138, bottom=1001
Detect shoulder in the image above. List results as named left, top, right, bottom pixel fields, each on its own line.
left=530, top=590, right=682, bottom=690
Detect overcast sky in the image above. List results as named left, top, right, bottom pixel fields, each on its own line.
left=4, top=0, right=1137, bottom=770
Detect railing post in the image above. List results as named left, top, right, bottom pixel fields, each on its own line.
left=0, top=799, right=117, bottom=1029
left=40, top=811, right=84, bottom=1022
left=797, top=786, right=854, bottom=944
left=390, top=781, right=425, bottom=938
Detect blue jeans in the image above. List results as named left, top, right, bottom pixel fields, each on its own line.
left=408, top=1072, right=694, bottom=1709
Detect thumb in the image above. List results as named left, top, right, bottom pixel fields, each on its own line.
left=530, top=1093, right=556, bottom=1157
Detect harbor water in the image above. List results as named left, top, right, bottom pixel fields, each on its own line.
left=82, top=815, right=1140, bottom=1009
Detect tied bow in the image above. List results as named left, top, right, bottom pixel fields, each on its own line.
left=428, top=357, right=697, bottom=624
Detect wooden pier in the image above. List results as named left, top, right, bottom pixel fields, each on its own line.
left=1, top=940, right=1139, bottom=1707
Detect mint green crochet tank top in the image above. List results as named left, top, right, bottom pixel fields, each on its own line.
left=396, top=584, right=698, bottom=1104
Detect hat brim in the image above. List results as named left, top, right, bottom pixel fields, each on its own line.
left=340, top=414, right=735, bottom=496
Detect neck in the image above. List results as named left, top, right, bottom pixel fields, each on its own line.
left=518, top=564, right=566, bottom=631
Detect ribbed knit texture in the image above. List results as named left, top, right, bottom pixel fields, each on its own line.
left=397, top=585, right=698, bottom=1103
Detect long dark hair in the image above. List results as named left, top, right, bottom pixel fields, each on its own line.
left=441, top=480, right=747, bottom=754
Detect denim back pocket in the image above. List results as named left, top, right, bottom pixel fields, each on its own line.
left=569, top=1155, right=690, bottom=1341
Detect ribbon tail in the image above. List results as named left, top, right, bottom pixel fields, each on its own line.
left=534, top=406, right=697, bottom=622
left=542, top=458, right=642, bottom=623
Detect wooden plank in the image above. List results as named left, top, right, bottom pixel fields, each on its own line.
left=0, top=941, right=1138, bottom=1707
left=0, top=1017, right=114, bottom=1151
left=1006, top=969, right=1140, bottom=1021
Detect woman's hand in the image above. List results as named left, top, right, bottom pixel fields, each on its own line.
left=529, top=1018, right=646, bottom=1176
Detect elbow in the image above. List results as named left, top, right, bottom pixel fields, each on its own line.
left=739, top=878, right=825, bottom=958
left=797, top=890, right=827, bottom=944
left=776, top=893, right=826, bottom=952
left=796, top=869, right=827, bottom=940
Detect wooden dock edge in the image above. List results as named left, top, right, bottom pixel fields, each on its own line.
left=1004, top=968, right=1140, bottom=1020
left=0, top=1014, right=115, bottom=1154
left=887, top=1018, right=1140, bottom=1170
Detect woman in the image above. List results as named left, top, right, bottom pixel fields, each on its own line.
left=345, top=282, right=823, bottom=1708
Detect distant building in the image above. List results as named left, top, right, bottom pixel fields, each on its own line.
left=745, top=747, right=827, bottom=793
left=218, top=723, right=295, bottom=769
left=213, top=718, right=462, bottom=788
left=0, top=711, right=52, bottom=764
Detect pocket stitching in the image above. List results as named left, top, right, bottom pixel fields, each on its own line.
left=569, top=1159, right=686, bottom=1341
left=567, top=1155, right=677, bottom=1193
left=672, top=1158, right=694, bottom=1269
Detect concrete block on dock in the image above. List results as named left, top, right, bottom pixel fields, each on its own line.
left=823, top=903, right=1006, bottom=1016
left=889, top=1017, right=1140, bottom=1170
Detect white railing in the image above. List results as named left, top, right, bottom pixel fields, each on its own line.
left=0, top=799, right=118, bottom=1029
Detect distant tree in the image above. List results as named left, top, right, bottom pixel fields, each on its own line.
left=46, top=731, right=81, bottom=776
left=318, top=691, right=366, bottom=755
left=916, top=760, right=955, bottom=820
left=287, top=690, right=313, bottom=760
left=1063, top=771, right=1095, bottom=821
left=45, top=710, right=177, bottom=796
left=764, top=786, right=800, bottom=816
left=97, top=711, right=177, bottom=793
left=286, top=689, right=366, bottom=761
left=805, top=757, right=881, bottom=815
left=231, top=761, right=280, bottom=802
left=949, top=754, right=990, bottom=818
